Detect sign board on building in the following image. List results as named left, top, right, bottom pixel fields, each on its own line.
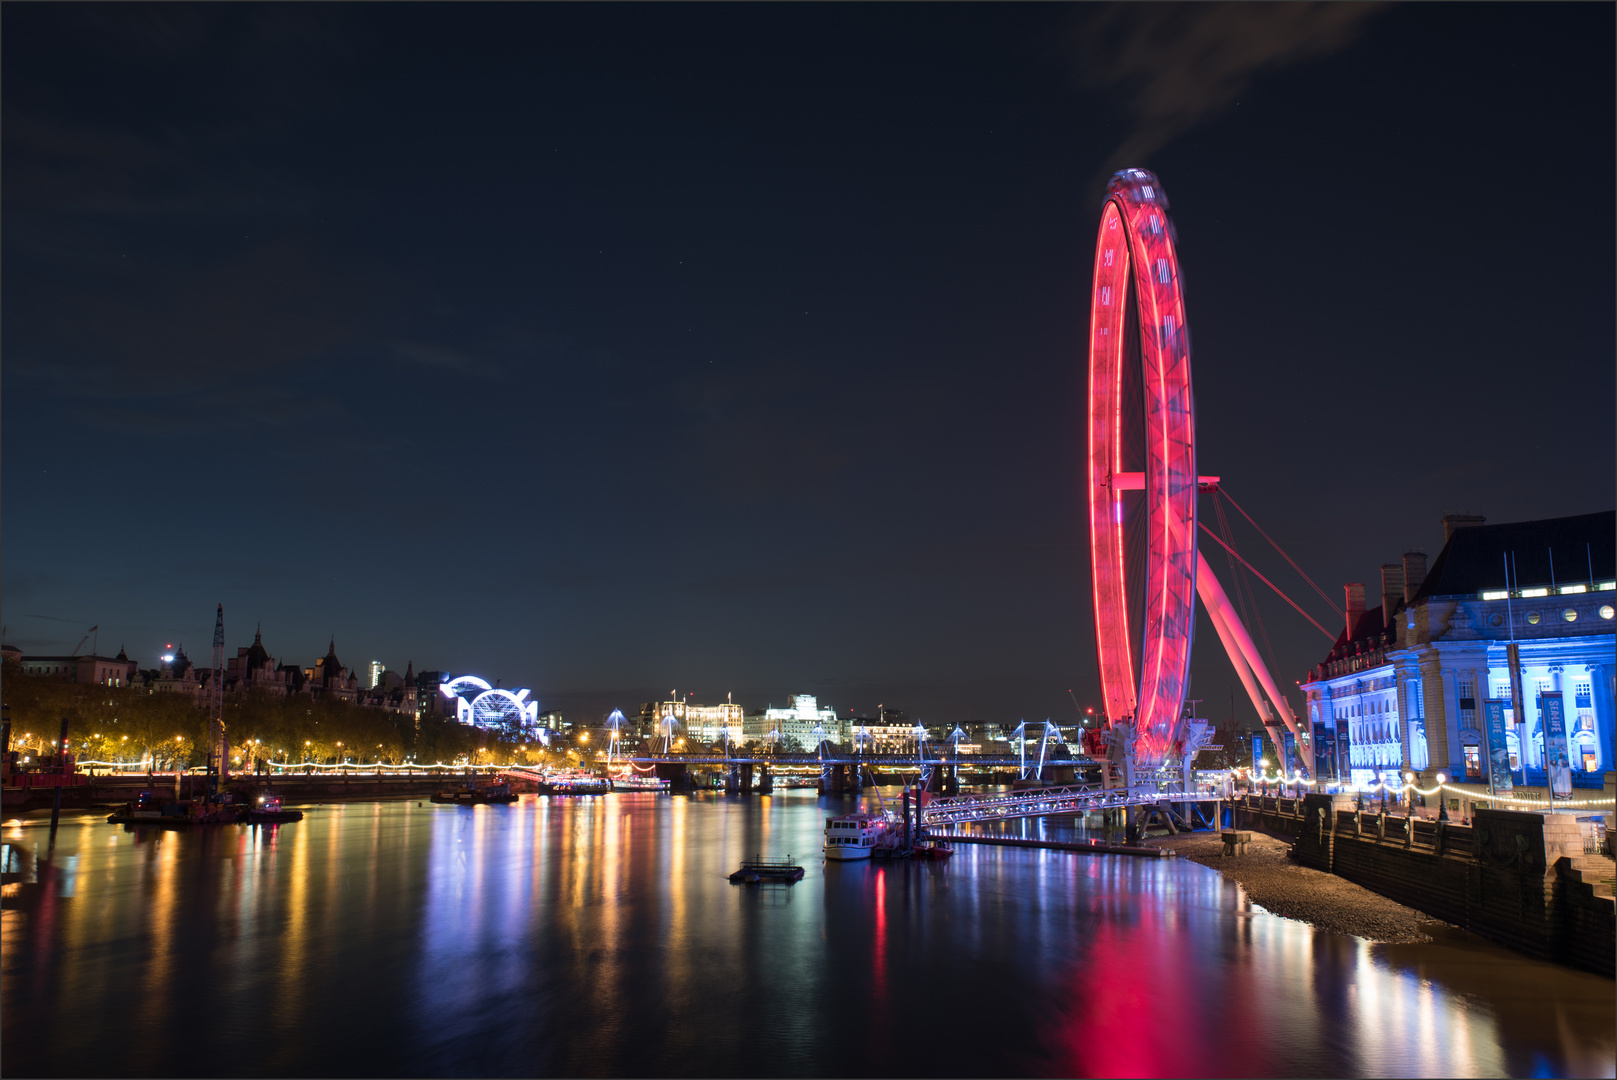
left=1541, top=691, right=1573, bottom=801
left=1482, top=699, right=1513, bottom=799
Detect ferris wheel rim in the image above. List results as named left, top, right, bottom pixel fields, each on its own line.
left=1086, top=168, right=1198, bottom=765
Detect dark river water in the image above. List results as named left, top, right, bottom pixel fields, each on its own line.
left=3, top=792, right=1612, bottom=1078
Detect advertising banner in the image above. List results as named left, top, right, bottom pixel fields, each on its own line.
left=1541, top=692, right=1572, bottom=801
left=1283, top=731, right=1297, bottom=777
left=1483, top=699, right=1513, bottom=798
left=1252, top=734, right=1263, bottom=774
left=1336, top=718, right=1351, bottom=780
left=1313, top=722, right=1335, bottom=779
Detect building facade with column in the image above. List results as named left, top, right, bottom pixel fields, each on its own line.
left=1303, top=511, right=1615, bottom=789
left=740, top=694, right=842, bottom=749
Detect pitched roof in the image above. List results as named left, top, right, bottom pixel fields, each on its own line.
left=1414, top=510, right=1615, bottom=599
left=1316, top=602, right=1398, bottom=667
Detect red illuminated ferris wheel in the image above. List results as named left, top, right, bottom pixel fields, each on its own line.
left=1087, top=169, right=1198, bottom=765
left=1087, top=168, right=1309, bottom=771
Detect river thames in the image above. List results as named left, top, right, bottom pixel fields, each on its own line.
left=3, top=791, right=1612, bottom=1078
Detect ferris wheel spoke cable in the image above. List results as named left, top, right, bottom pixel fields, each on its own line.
left=1197, top=523, right=1336, bottom=641
left=1217, top=487, right=1345, bottom=620
left=1214, top=494, right=1280, bottom=679
left=1211, top=495, right=1255, bottom=633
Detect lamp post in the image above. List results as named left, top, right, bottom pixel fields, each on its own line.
left=1435, top=772, right=1449, bottom=821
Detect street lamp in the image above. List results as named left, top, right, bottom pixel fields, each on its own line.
left=1435, top=772, right=1449, bottom=821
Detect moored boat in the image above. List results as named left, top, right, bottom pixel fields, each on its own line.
left=824, top=812, right=889, bottom=860
left=107, top=790, right=245, bottom=827
left=548, top=775, right=611, bottom=796
left=247, top=793, right=303, bottom=823
left=430, top=780, right=521, bottom=805
left=612, top=772, right=669, bottom=792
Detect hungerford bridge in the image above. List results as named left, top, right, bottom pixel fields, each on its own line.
left=501, top=723, right=1224, bottom=832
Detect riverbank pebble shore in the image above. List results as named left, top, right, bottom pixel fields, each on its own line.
left=1145, top=831, right=1445, bottom=944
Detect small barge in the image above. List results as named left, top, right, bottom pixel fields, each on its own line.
left=106, top=790, right=249, bottom=827
left=430, top=780, right=521, bottom=805
left=729, top=854, right=805, bottom=884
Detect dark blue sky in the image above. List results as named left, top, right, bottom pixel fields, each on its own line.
left=4, top=3, right=1613, bottom=725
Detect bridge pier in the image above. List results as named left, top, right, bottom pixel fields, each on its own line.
left=739, top=763, right=754, bottom=794
left=757, top=765, right=773, bottom=795
left=654, top=761, right=693, bottom=793
left=819, top=763, right=849, bottom=796
left=725, top=763, right=740, bottom=795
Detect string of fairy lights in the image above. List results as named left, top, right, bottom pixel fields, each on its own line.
left=1233, top=766, right=1615, bottom=811
left=74, top=759, right=504, bottom=773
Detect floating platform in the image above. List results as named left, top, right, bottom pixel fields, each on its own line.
left=729, top=855, right=805, bottom=884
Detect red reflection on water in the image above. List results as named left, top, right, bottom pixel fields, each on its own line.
left=1044, top=903, right=1266, bottom=1080
left=873, top=868, right=886, bottom=992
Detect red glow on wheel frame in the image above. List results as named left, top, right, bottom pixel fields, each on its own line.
left=1086, top=169, right=1197, bottom=765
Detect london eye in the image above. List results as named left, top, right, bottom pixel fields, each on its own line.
left=1087, top=169, right=1309, bottom=771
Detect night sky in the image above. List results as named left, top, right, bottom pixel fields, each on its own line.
left=4, top=4, right=1613, bottom=727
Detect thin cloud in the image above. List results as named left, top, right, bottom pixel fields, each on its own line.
left=1075, top=3, right=1386, bottom=189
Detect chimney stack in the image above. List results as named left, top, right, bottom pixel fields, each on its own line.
left=1402, top=551, right=1427, bottom=602
left=1379, top=564, right=1404, bottom=631
left=1441, top=513, right=1486, bottom=545
left=1344, top=582, right=1365, bottom=640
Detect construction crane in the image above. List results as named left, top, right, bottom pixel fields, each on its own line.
left=70, top=625, right=99, bottom=657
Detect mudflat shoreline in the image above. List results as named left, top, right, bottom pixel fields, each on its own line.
left=1145, top=830, right=1447, bottom=944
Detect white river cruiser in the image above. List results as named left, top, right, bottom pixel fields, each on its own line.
left=823, top=812, right=889, bottom=860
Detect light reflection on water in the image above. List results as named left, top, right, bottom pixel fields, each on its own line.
left=2, top=793, right=1611, bottom=1078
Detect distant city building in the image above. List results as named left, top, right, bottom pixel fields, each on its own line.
left=743, top=694, right=840, bottom=749
left=844, top=708, right=922, bottom=753
left=16, top=650, right=137, bottom=687
left=369, top=660, right=385, bottom=689
left=149, top=645, right=205, bottom=699
left=303, top=639, right=361, bottom=703
left=436, top=674, right=539, bottom=739
left=360, top=661, right=418, bottom=718
left=1302, top=511, right=1615, bottom=788
left=645, top=694, right=743, bottom=744
left=224, top=627, right=292, bottom=695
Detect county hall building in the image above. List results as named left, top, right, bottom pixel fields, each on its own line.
left=1301, top=511, right=1615, bottom=792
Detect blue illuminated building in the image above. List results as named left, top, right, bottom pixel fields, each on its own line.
left=1302, top=511, right=1615, bottom=790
